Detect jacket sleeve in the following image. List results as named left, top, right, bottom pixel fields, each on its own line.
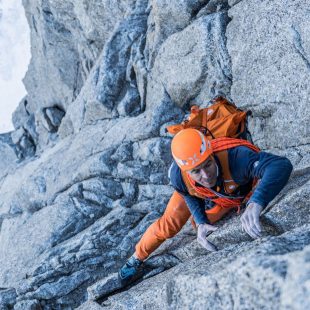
left=169, top=161, right=210, bottom=225
left=183, top=195, right=209, bottom=225
left=229, top=147, right=293, bottom=208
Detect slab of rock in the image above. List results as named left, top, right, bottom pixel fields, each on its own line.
left=132, top=137, right=171, bottom=165
left=145, top=0, right=216, bottom=69
left=28, top=270, right=90, bottom=300
left=22, top=0, right=134, bottom=115
left=0, top=288, right=17, bottom=308
left=44, top=107, right=65, bottom=130
left=227, top=0, right=310, bottom=149
left=14, top=299, right=41, bottom=310
left=103, top=225, right=310, bottom=309
left=95, top=0, right=148, bottom=110
left=117, top=86, right=141, bottom=117
left=87, top=273, right=122, bottom=301
left=0, top=134, right=18, bottom=179
left=76, top=301, right=103, bottom=310
left=152, top=12, right=231, bottom=108
left=11, top=207, right=144, bottom=302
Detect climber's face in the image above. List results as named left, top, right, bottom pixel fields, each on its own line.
left=187, top=156, right=218, bottom=188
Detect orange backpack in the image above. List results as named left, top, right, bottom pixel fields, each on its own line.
left=166, top=96, right=252, bottom=142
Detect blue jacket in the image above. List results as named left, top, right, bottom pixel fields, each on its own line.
left=169, top=146, right=293, bottom=225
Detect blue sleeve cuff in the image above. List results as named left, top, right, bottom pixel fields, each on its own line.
left=246, top=197, right=267, bottom=209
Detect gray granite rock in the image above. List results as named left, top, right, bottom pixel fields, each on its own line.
left=95, top=1, right=148, bottom=110
left=117, top=86, right=141, bottom=117
left=103, top=226, right=310, bottom=309
left=115, top=161, right=152, bottom=181
left=10, top=128, right=26, bottom=145
left=280, top=245, right=310, bottom=309
left=111, top=143, right=133, bottom=163
left=151, top=11, right=231, bottom=108
left=28, top=270, right=90, bottom=300
left=0, top=134, right=18, bottom=179
left=0, top=0, right=309, bottom=309
left=12, top=97, right=32, bottom=130
left=10, top=123, right=36, bottom=160
left=137, top=184, right=174, bottom=202
left=76, top=301, right=103, bottom=310
left=45, top=107, right=65, bottom=130
left=13, top=299, right=41, bottom=310
left=87, top=273, right=122, bottom=301
left=10, top=207, right=145, bottom=304
left=227, top=0, right=310, bottom=149
left=15, top=0, right=138, bottom=150
left=0, top=288, right=17, bottom=308
left=22, top=0, right=135, bottom=115
left=145, top=0, right=211, bottom=70
left=132, top=137, right=171, bottom=165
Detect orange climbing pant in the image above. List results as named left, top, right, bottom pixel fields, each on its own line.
left=135, top=191, right=231, bottom=261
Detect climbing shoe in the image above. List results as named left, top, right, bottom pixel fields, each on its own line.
left=118, top=255, right=143, bottom=286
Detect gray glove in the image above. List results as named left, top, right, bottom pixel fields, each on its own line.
left=197, top=223, right=218, bottom=252
left=240, top=202, right=264, bottom=239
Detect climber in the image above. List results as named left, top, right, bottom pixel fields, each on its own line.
left=118, top=128, right=293, bottom=285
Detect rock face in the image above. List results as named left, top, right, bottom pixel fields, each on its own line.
left=0, top=0, right=309, bottom=309
left=0, top=134, right=19, bottom=180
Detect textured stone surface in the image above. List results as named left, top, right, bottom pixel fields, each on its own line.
left=102, top=226, right=310, bottom=309
left=87, top=273, right=122, bottom=301
left=145, top=0, right=211, bottom=69
left=76, top=301, right=103, bottom=310
left=0, top=0, right=309, bottom=309
left=0, top=134, right=18, bottom=180
left=0, top=288, right=17, bottom=307
left=151, top=11, right=231, bottom=108
left=22, top=0, right=135, bottom=114
left=13, top=299, right=41, bottom=310
left=17, top=0, right=139, bottom=149
left=28, top=270, right=90, bottom=300
left=227, top=0, right=310, bottom=149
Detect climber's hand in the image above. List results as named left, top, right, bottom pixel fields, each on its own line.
left=241, top=202, right=264, bottom=239
left=197, top=223, right=218, bottom=252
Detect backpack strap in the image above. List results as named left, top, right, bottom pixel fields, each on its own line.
left=214, top=150, right=239, bottom=194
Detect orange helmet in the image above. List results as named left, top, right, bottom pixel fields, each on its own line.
left=171, top=128, right=213, bottom=171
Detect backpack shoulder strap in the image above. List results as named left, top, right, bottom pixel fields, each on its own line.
left=215, top=150, right=239, bottom=194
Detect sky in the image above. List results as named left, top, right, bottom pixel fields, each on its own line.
left=0, top=0, right=31, bottom=133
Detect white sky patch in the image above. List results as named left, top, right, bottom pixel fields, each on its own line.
left=0, top=0, right=31, bottom=133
